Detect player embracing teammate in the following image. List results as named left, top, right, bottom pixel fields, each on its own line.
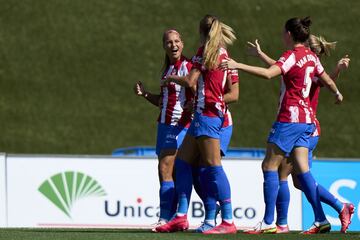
left=135, top=15, right=353, bottom=235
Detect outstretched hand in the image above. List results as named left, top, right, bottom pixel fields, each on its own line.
left=335, top=92, right=343, bottom=105
left=134, top=81, right=145, bottom=96
left=247, top=39, right=262, bottom=57
left=219, top=57, right=239, bottom=71
left=337, top=55, right=350, bottom=71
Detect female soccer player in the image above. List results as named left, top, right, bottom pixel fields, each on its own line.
left=246, top=36, right=353, bottom=234
left=155, top=14, right=238, bottom=234
left=220, top=17, right=343, bottom=234
left=192, top=77, right=239, bottom=233
left=133, top=29, right=193, bottom=231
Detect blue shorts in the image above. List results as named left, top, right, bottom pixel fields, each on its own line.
left=188, top=112, right=224, bottom=139
left=267, top=122, right=315, bottom=156
left=156, top=123, right=188, bottom=156
left=308, top=136, right=319, bottom=168
left=220, top=125, right=233, bottom=156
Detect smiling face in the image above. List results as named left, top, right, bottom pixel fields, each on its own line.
left=163, top=31, right=183, bottom=64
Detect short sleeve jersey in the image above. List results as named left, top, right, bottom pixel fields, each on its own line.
left=158, top=56, right=194, bottom=128
left=192, top=46, right=237, bottom=118
left=275, top=46, right=324, bottom=123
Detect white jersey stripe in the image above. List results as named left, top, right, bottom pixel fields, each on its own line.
left=281, top=53, right=296, bottom=74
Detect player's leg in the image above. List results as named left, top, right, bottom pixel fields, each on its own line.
left=275, top=158, right=292, bottom=233
left=261, top=143, right=285, bottom=227
left=155, top=131, right=198, bottom=233
left=198, top=136, right=237, bottom=234
left=195, top=125, right=233, bottom=233
left=156, top=125, right=188, bottom=224
left=157, top=149, right=177, bottom=223
left=307, top=136, right=354, bottom=233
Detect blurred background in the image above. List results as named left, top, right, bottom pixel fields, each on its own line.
left=0, top=0, right=358, bottom=157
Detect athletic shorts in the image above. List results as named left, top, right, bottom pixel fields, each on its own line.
left=220, top=125, right=233, bottom=156
left=188, top=112, right=224, bottom=139
left=267, top=122, right=315, bottom=156
left=156, top=123, right=188, bottom=156
left=308, top=136, right=319, bottom=168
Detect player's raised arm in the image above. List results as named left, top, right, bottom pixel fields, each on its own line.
left=133, top=81, right=161, bottom=107
left=162, top=68, right=201, bottom=88
left=220, top=58, right=281, bottom=80
left=318, top=72, right=343, bottom=104
left=330, top=55, right=350, bottom=81
left=247, top=39, right=276, bottom=66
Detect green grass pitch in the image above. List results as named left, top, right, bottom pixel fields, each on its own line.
left=0, top=229, right=359, bottom=240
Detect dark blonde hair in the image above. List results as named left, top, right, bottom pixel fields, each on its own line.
left=309, top=34, right=336, bottom=57
left=200, top=15, right=236, bottom=70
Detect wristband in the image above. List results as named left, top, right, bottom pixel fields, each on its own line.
left=334, top=90, right=340, bottom=96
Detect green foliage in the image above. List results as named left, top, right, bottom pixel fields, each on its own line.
left=0, top=0, right=359, bottom=157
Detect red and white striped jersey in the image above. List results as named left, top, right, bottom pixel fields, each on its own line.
left=158, top=56, right=194, bottom=128
left=275, top=46, right=324, bottom=123
left=192, top=46, right=237, bottom=118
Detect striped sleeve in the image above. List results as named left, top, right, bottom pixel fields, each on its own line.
left=275, top=50, right=296, bottom=74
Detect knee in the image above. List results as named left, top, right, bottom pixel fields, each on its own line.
left=159, top=158, right=175, bottom=180
left=262, top=159, right=278, bottom=171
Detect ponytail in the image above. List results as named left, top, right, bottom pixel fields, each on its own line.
left=200, top=15, right=236, bottom=69
left=309, top=34, right=337, bottom=57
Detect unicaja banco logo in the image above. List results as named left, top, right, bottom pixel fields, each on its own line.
left=38, top=171, right=106, bottom=218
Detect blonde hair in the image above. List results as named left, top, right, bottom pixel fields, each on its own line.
left=200, top=15, right=236, bottom=69
left=162, top=29, right=182, bottom=72
left=309, top=34, right=336, bottom=57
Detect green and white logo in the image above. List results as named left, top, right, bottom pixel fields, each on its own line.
left=38, top=171, right=107, bottom=218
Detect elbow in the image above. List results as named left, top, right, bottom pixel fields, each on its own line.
left=231, top=94, right=239, bottom=103
left=262, top=70, right=273, bottom=80
left=263, top=74, right=272, bottom=80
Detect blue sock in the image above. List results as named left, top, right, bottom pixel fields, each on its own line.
left=204, top=166, right=232, bottom=221
left=298, top=171, right=326, bottom=222
left=318, top=184, right=343, bottom=213
left=199, top=167, right=216, bottom=222
left=276, top=180, right=290, bottom=225
left=192, top=167, right=205, bottom=201
left=263, top=171, right=279, bottom=225
left=159, top=181, right=175, bottom=221
left=175, top=159, right=193, bottom=215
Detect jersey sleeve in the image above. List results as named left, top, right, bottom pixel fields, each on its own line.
left=221, top=48, right=239, bottom=84
left=275, top=50, right=296, bottom=74
left=314, top=56, right=325, bottom=77
left=228, top=69, right=239, bottom=84
left=191, top=47, right=203, bottom=70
